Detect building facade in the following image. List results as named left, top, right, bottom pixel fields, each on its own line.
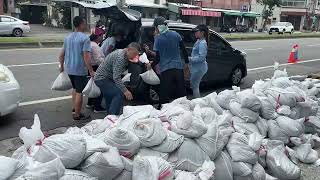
left=200, top=0, right=251, bottom=10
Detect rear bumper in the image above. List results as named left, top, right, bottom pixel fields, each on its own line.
left=0, top=82, right=21, bottom=116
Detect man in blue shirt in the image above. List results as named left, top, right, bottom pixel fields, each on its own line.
left=59, top=16, right=94, bottom=120
left=152, top=17, right=189, bottom=108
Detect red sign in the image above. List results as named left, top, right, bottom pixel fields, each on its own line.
left=181, top=9, right=221, bottom=17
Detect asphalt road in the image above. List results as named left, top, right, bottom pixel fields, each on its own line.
left=1, top=38, right=320, bottom=140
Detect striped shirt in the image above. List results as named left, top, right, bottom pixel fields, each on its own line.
left=94, top=49, right=128, bottom=92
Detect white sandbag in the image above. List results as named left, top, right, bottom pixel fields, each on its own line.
left=151, top=130, right=184, bottom=153
left=251, top=163, right=266, bottom=180
left=271, top=77, right=292, bottom=89
left=289, top=106, right=300, bottom=120
left=276, top=116, right=304, bottom=137
left=104, top=127, right=140, bottom=158
left=248, top=133, right=264, bottom=152
left=237, top=89, right=262, bottom=112
left=19, top=114, right=45, bottom=148
left=140, top=69, right=160, bottom=85
left=273, top=64, right=288, bottom=78
left=265, top=88, right=297, bottom=107
left=296, top=100, right=313, bottom=118
left=171, top=112, right=207, bottom=138
left=267, top=120, right=290, bottom=144
left=17, top=158, right=65, bottom=180
left=233, top=120, right=261, bottom=135
left=289, top=75, right=307, bottom=81
left=229, top=100, right=259, bottom=123
left=133, top=118, right=166, bottom=147
left=226, top=132, right=258, bottom=164
left=132, top=156, right=174, bottom=180
left=81, top=118, right=115, bottom=136
left=232, top=162, right=252, bottom=177
left=305, top=116, right=320, bottom=134
left=214, top=151, right=233, bottom=180
left=169, top=97, right=193, bottom=111
left=168, top=138, right=210, bottom=172
left=174, top=161, right=216, bottom=180
left=83, top=78, right=101, bottom=98
left=216, top=86, right=240, bottom=109
left=307, top=87, right=320, bottom=97
left=259, top=97, right=278, bottom=120
left=114, top=157, right=133, bottom=180
left=194, top=105, right=217, bottom=124
left=0, top=156, right=19, bottom=180
left=136, top=148, right=169, bottom=160
left=195, top=121, right=233, bottom=160
left=10, top=146, right=35, bottom=180
left=31, top=134, right=86, bottom=168
left=80, top=147, right=124, bottom=180
left=265, top=174, right=278, bottom=180
left=203, top=92, right=224, bottom=115
left=59, top=170, right=97, bottom=180
left=266, top=140, right=301, bottom=180
left=122, top=73, right=131, bottom=83
left=252, top=80, right=270, bottom=97
left=139, top=52, right=150, bottom=63
left=191, top=98, right=208, bottom=108
left=174, top=171, right=197, bottom=180
left=51, top=72, right=73, bottom=91
left=294, top=143, right=319, bottom=164
left=276, top=105, right=291, bottom=116
left=255, top=118, right=268, bottom=137
left=286, top=86, right=306, bottom=102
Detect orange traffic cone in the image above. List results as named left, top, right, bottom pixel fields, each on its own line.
left=288, top=44, right=299, bottom=64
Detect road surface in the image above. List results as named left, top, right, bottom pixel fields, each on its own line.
left=1, top=38, right=320, bottom=140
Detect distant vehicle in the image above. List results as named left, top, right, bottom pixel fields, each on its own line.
left=0, top=64, right=20, bottom=117
left=269, top=22, right=294, bottom=34
left=0, top=15, right=31, bottom=37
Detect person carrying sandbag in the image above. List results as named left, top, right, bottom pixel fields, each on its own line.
left=94, top=42, right=141, bottom=115
left=58, top=16, right=94, bottom=121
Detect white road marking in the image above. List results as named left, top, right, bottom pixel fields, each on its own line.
left=0, top=47, right=61, bottom=52
left=307, top=44, right=320, bottom=47
left=19, top=96, right=72, bottom=107
left=17, top=58, right=320, bottom=106
left=243, top=48, right=263, bottom=51
left=6, top=62, right=59, bottom=68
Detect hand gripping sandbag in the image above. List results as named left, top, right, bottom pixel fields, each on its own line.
left=140, top=69, right=160, bottom=85
left=104, top=127, right=140, bottom=158
left=51, top=72, right=73, bottom=91
left=60, top=170, right=98, bottom=180
left=132, top=156, right=174, bottom=180
left=16, top=158, right=65, bottom=180
left=133, top=118, right=167, bottom=147
left=82, top=78, right=101, bottom=98
left=168, top=138, right=210, bottom=172
left=80, top=147, right=124, bottom=180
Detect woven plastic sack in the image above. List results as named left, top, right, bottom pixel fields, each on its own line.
left=255, top=118, right=268, bottom=137
left=168, top=138, right=210, bottom=172
left=271, top=77, right=292, bottom=89
left=81, top=118, right=115, bottom=135
left=226, top=132, right=258, bottom=164
left=305, top=116, right=320, bottom=134
left=0, top=156, right=19, bottom=180
left=32, top=134, right=86, bottom=169
left=80, top=147, right=124, bottom=180
left=133, top=118, right=166, bottom=147
left=195, top=121, right=233, bottom=160
left=19, top=114, right=45, bottom=148
left=232, top=162, right=252, bottom=177
left=10, top=147, right=34, bottom=180
left=259, top=97, right=278, bottom=120
left=232, top=118, right=261, bottom=135
left=294, top=143, right=319, bottom=164
left=194, top=105, right=217, bottom=124
left=140, top=69, right=160, bottom=85
left=286, top=86, right=307, bottom=102
left=266, top=140, right=301, bottom=180
left=132, top=156, right=174, bottom=180
left=237, top=89, right=262, bottom=112
left=203, top=92, right=223, bottom=115
left=16, top=158, right=65, bottom=180
left=59, top=170, right=97, bottom=180
left=51, top=72, right=72, bottom=91
left=252, top=80, right=271, bottom=97
left=174, top=161, right=215, bottom=180
left=171, top=112, right=207, bottom=138
left=83, top=78, right=101, bottom=98
left=151, top=130, right=184, bottom=153
left=214, top=151, right=233, bottom=180
left=136, top=148, right=169, bottom=161
left=174, top=171, right=197, bottom=180
left=276, top=116, right=304, bottom=137
left=229, top=100, right=259, bottom=123
left=267, top=120, right=290, bottom=144
left=114, top=157, right=133, bottom=180
left=216, top=86, right=240, bottom=109
left=104, top=128, right=140, bottom=158
left=265, top=88, right=297, bottom=107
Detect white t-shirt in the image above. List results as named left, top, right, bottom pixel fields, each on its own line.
left=101, top=37, right=115, bottom=57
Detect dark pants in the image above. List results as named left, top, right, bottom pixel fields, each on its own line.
left=95, top=78, right=124, bottom=115
left=160, top=68, right=186, bottom=105
left=87, top=65, right=103, bottom=109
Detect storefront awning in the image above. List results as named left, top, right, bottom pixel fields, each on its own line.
left=181, top=9, right=221, bottom=17
left=243, top=12, right=260, bottom=17
left=224, top=12, right=244, bottom=16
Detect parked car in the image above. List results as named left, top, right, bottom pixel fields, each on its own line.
left=0, top=15, right=31, bottom=37
left=0, top=64, right=21, bottom=116
left=269, top=22, right=294, bottom=34
left=116, top=19, right=247, bottom=103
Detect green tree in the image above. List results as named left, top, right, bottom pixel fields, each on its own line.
left=257, top=0, right=282, bottom=30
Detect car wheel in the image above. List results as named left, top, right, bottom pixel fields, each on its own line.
left=269, top=32, right=272, bottom=35
left=13, top=28, right=23, bottom=37
left=290, top=30, right=293, bottom=34
left=230, top=66, right=243, bottom=86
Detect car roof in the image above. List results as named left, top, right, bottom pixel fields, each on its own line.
left=141, top=18, right=197, bottom=29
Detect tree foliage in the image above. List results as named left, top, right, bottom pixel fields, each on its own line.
left=257, top=0, right=282, bottom=29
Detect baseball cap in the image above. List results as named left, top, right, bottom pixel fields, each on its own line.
left=153, top=16, right=168, bottom=27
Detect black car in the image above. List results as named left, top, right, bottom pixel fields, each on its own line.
left=119, top=19, right=247, bottom=103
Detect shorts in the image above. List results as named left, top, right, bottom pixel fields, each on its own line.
left=68, top=75, right=88, bottom=93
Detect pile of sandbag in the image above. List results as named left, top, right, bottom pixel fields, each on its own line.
left=4, top=63, right=320, bottom=180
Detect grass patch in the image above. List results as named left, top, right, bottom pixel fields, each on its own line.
left=0, top=37, right=64, bottom=43
left=223, top=32, right=320, bottom=41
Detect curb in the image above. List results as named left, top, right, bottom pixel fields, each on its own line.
left=0, top=41, right=63, bottom=49
left=224, top=34, right=320, bottom=41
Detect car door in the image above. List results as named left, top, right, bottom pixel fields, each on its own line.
left=205, top=32, right=236, bottom=82
left=0, top=17, right=13, bottom=34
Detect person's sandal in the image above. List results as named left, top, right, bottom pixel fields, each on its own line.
left=73, top=113, right=91, bottom=121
